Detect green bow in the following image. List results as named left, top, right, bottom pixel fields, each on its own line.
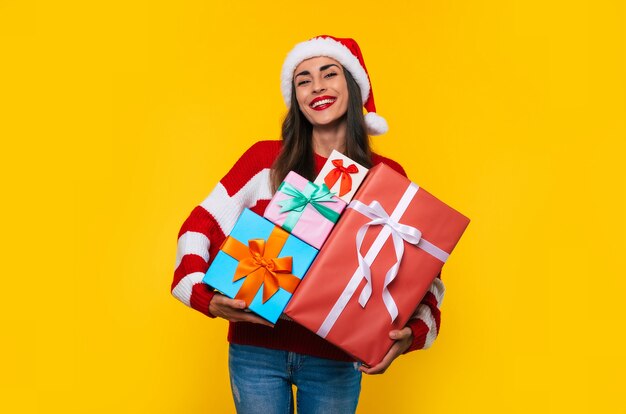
left=277, top=181, right=340, bottom=232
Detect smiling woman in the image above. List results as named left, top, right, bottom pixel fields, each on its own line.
left=171, top=35, right=445, bottom=414
left=271, top=54, right=371, bottom=193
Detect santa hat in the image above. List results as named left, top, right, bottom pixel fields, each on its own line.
left=280, top=35, right=388, bottom=136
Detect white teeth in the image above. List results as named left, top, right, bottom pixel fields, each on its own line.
left=311, top=98, right=336, bottom=108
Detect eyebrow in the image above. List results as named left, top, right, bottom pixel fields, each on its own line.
left=294, top=63, right=340, bottom=79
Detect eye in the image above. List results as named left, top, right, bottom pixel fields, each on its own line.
left=324, top=72, right=337, bottom=78
left=297, top=79, right=310, bottom=86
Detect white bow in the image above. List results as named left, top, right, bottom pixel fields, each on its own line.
left=351, top=200, right=422, bottom=322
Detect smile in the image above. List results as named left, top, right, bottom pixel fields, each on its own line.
left=310, top=96, right=337, bottom=111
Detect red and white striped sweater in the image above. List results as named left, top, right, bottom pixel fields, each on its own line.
left=171, top=140, right=445, bottom=360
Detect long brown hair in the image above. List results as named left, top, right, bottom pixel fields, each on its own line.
left=270, top=68, right=373, bottom=192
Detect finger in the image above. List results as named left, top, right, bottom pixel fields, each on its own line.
left=226, top=308, right=274, bottom=327
left=241, top=312, right=275, bottom=328
left=389, top=327, right=412, bottom=340
left=359, top=358, right=388, bottom=375
left=217, top=296, right=247, bottom=309
left=359, top=343, right=402, bottom=375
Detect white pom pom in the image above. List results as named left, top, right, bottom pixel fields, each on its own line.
left=365, top=112, right=388, bottom=136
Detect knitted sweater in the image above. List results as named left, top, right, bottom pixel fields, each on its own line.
left=171, top=140, right=445, bottom=361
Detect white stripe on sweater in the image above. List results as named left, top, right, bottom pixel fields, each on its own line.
left=171, top=272, right=205, bottom=307
left=414, top=304, right=438, bottom=349
left=173, top=169, right=272, bottom=304
left=429, top=277, right=445, bottom=305
left=175, top=231, right=210, bottom=269
left=200, top=168, right=272, bottom=236
left=409, top=277, right=445, bottom=348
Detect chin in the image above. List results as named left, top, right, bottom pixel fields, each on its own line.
left=309, top=114, right=346, bottom=128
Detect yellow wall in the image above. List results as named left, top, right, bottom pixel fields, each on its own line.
left=1, top=0, right=625, bottom=412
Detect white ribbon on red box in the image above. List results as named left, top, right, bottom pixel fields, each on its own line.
left=317, top=182, right=450, bottom=338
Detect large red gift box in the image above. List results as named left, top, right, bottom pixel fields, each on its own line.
left=285, top=163, right=470, bottom=366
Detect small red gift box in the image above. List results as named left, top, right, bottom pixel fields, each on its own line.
left=285, top=163, right=470, bottom=365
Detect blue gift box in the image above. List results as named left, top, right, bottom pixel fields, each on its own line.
left=203, top=208, right=318, bottom=324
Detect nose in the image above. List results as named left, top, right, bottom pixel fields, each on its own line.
left=312, top=77, right=326, bottom=94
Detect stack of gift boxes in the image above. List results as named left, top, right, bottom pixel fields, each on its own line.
left=203, top=150, right=470, bottom=366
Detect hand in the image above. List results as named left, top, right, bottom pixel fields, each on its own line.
left=359, top=327, right=413, bottom=375
left=209, top=293, right=274, bottom=327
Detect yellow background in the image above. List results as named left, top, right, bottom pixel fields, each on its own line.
left=1, top=0, right=625, bottom=412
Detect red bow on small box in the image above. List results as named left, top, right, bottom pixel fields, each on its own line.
left=324, top=159, right=359, bottom=197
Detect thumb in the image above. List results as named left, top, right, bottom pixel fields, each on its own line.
left=389, top=328, right=411, bottom=340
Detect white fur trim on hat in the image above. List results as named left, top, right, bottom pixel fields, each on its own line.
left=365, top=112, right=388, bottom=136
left=281, top=37, right=370, bottom=107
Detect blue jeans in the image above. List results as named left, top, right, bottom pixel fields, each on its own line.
left=228, top=343, right=362, bottom=414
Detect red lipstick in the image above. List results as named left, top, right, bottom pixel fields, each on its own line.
left=310, top=95, right=337, bottom=111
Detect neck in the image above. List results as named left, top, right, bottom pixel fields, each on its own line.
left=311, top=120, right=347, bottom=158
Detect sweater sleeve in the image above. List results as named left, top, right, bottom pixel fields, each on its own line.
left=404, top=272, right=445, bottom=352
left=170, top=141, right=275, bottom=317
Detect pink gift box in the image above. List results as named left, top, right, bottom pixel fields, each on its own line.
left=264, top=171, right=347, bottom=249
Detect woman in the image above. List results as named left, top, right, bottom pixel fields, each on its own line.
left=171, top=35, right=445, bottom=413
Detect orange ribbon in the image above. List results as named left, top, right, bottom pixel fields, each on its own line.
left=220, top=227, right=301, bottom=306
left=324, top=159, right=359, bottom=197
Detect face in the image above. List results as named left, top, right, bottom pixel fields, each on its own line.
left=293, top=56, right=349, bottom=129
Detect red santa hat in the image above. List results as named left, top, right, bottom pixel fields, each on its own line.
left=280, top=35, right=388, bottom=136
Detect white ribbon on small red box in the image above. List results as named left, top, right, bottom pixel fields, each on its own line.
left=317, top=183, right=450, bottom=338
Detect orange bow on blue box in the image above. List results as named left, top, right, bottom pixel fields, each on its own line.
left=203, top=209, right=318, bottom=323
